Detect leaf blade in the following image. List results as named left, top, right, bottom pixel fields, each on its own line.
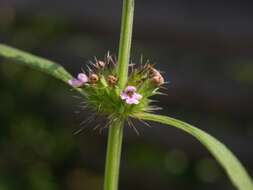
left=0, top=43, right=73, bottom=84
left=133, top=112, right=253, bottom=190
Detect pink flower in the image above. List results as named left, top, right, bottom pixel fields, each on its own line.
left=120, top=86, right=142, bottom=105
left=77, top=73, right=88, bottom=83
left=68, top=73, right=88, bottom=87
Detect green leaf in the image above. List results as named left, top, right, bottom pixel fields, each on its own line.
left=0, top=43, right=72, bottom=84
left=133, top=112, right=253, bottom=190
left=0, top=44, right=86, bottom=95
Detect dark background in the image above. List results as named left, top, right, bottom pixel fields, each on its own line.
left=0, top=0, right=253, bottom=189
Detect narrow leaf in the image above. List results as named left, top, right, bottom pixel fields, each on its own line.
left=133, top=112, right=253, bottom=190
left=0, top=43, right=72, bottom=84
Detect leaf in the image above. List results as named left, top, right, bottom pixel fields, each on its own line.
left=0, top=43, right=72, bottom=84
left=133, top=112, right=253, bottom=190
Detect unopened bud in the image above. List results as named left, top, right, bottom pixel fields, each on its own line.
left=95, top=60, right=105, bottom=69
left=89, top=74, right=99, bottom=84
left=151, top=74, right=164, bottom=86
left=147, top=65, right=160, bottom=77
left=107, top=75, right=118, bottom=86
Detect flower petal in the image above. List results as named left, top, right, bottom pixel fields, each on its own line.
left=68, top=79, right=83, bottom=87
left=125, top=86, right=136, bottom=93
left=126, top=98, right=139, bottom=105
left=77, top=73, right=88, bottom=83
left=120, top=93, right=128, bottom=100
left=133, top=93, right=142, bottom=100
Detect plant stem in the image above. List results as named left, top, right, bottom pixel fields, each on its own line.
left=104, top=0, right=135, bottom=190
left=104, top=120, right=124, bottom=190
left=117, top=0, right=135, bottom=89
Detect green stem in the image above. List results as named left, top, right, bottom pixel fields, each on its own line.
left=117, top=0, right=135, bottom=89
left=104, top=121, right=124, bottom=190
left=103, top=0, right=135, bottom=190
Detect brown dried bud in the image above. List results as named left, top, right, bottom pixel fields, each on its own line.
left=151, top=74, right=164, bottom=86
left=147, top=65, right=160, bottom=77
left=107, top=75, right=118, bottom=86
left=146, top=64, right=164, bottom=85
left=94, top=60, right=105, bottom=69
left=89, top=74, right=99, bottom=84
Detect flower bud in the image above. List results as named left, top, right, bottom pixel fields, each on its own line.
left=89, top=74, right=99, bottom=84
left=151, top=74, right=164, bottom=86
left=77, top=73, right=88, bottom=83
left=95, top=60, right=105, bottom=69
left=107, top=75, right=118, bottom=86
left=148, top=68, right=160, bottom=78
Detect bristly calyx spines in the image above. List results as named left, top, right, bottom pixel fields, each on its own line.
left=69, top=53, right=165, bottom=119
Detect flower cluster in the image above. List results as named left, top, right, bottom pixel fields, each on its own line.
left=68, top=54, right=165, bottom=116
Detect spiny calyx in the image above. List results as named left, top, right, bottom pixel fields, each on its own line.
left=69, top=54, right=165, bottom=117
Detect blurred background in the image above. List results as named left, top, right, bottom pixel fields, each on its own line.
left=0, top=0, right=253, bottom=189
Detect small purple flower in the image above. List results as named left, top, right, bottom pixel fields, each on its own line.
left=68, top=73, right=88, bottom=87
left=120, top=86, right=142, bottom=105
left=77, top=73, right=88, bottom=83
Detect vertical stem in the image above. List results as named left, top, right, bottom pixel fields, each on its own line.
left=117, top=0, right=135, bottom=89
left=104, top=0, right=135, bottom=190
left=104, top=121, right=124, bottom=190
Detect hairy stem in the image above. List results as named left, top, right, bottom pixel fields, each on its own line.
left=104, top=0, right=135, bottom=190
